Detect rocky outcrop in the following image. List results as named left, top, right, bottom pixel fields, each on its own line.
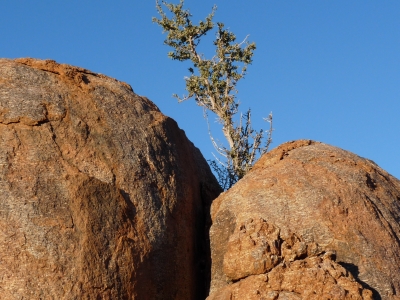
left=208, top=140, right=400, bottom=299
left=0, top=58, right=221, bottom=299
left=208, top=218, right=373, bottom=300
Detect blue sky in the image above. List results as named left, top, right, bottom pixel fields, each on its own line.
left=2, top=1, right=399, bottom=179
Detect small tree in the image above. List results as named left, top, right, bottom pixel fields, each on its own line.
left=153, top=0, right=272, bottom=189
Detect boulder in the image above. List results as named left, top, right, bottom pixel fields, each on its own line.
left=0, top=58, right=221, bottom=299
left=208, top=140, right=400, bottom=300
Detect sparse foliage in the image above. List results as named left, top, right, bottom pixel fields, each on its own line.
left=153, top=0, right=273, bottom=189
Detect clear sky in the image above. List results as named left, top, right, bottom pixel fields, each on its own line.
left=2, top=1, right=399, bottom=179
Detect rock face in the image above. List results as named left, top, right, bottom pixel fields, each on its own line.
left=0, top=58, right=221, bottom=299
left=208, top=140, right=400, bottom=300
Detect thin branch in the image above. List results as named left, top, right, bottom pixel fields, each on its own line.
left=154, top=0, right=273, bottom=189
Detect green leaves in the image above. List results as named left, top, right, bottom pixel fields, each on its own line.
left=153, top=0, right=215, bottom=62
left=153, top=0, right=272, bottom=189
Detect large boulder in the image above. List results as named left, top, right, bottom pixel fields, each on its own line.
left=0, top=58, right=221, bottom=299
left=208, top=140, right=400, bottom=300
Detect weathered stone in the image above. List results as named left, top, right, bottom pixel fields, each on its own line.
left=209, top=256, right=373, bottom=300
left=223, top=218, right=282, bottom=281
left=0, top=58, right=221, bottom=299
left=209, top=140, right=400, bottom=299
left=209, top=218, right=372, bottom=299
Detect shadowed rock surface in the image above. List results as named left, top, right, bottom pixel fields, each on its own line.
left=208, top=140, right=400, bottom=300
left=0, top=58, right=221, bottom=299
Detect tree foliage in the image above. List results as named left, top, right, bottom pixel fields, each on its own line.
left=153, top=0, right=272, bottom=189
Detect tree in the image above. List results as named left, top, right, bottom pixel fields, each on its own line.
left=153, top=0, right=272, bottom=189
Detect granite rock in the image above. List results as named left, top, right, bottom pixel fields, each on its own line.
left=208, top=140, right=400, bottom=299
left=0, top=58, right=221, bottom=299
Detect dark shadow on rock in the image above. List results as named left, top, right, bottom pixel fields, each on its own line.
left=119, top=189, right=137, bottom=220
left=338, top=262, right=381, bottom=300
left=81, top=74, right=90, bottom=84
left=366, top=173, right=377, bottom=190
left=200, top=182, right=223, bottom=299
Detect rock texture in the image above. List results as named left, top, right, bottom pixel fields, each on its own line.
left=0, top=58, right=221, bottom=299
left=208, top=140, right=400, bottom=300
